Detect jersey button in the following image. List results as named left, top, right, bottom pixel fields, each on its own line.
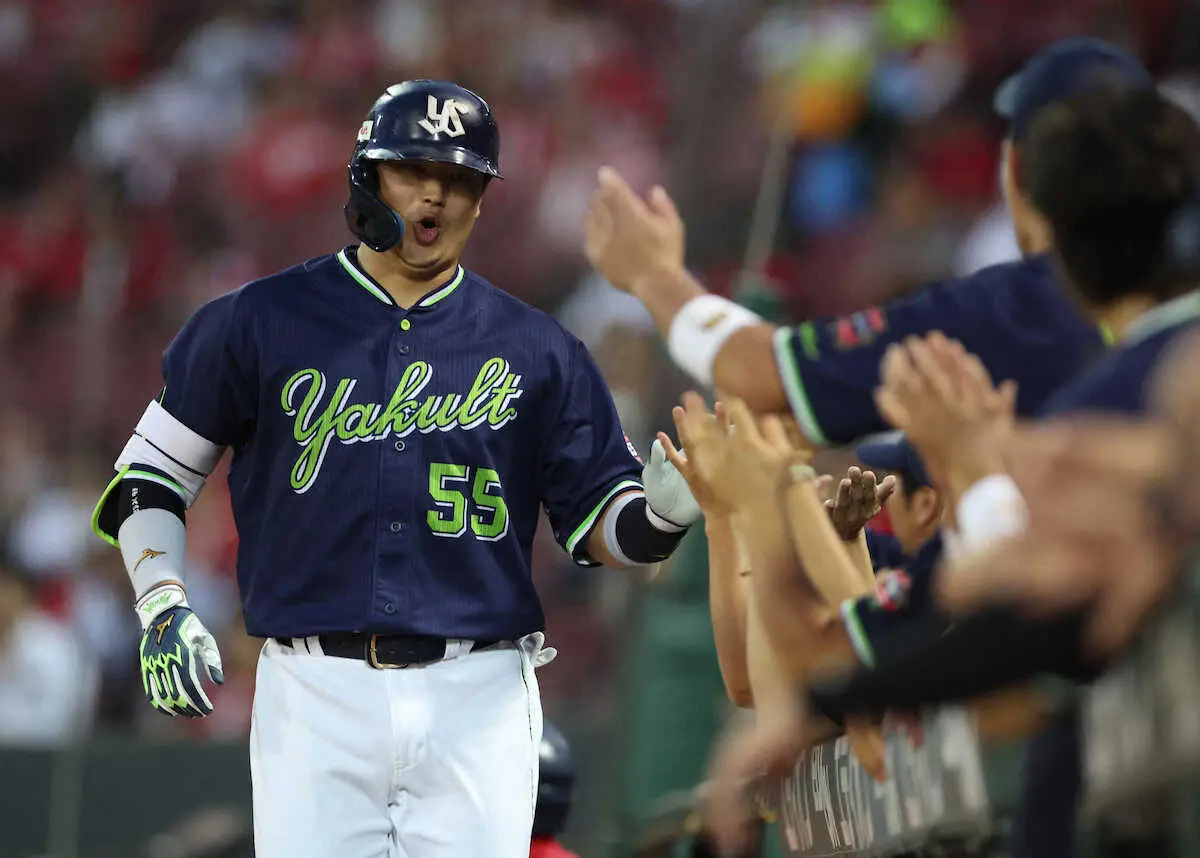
left=394, top=440, right=406, bottom=452
left=398, top=344, right=411, bottom=355
left=389, top=521, right=404, bottom=533
left=400, top=319, right=412, bottom=331
left=383, top=602, right=397, bottom=615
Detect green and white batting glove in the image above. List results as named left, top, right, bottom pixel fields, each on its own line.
left=642, top=438, right=702, bottom=529
left=135, top=583, right=224, bottom=717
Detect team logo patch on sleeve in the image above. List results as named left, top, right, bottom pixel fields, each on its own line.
left=624, top=434, right=642, bottom=463
left=831, top=306, right=887, bottom=350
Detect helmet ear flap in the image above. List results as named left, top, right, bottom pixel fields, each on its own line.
left=354, top=157, right=380, bottom=192
left=344, top=159, right=404, bottom=253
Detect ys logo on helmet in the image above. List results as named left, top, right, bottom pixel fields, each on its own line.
left=418, top=97, right=468, bottom=139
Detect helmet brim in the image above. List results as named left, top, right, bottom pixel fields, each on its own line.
left=359, top=144, right=502, bottom=179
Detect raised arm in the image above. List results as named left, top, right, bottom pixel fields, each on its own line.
left=656, top=401, right=754, bottom=706
left=582, top=167, right=797, bottom=418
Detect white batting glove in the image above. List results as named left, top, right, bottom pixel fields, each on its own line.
left=642, top=438, right=702, bottom=529
left=134, top=583, right=224, bottom=717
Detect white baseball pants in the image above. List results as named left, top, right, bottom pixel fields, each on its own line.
left=249, top=635, right=544, bottom=858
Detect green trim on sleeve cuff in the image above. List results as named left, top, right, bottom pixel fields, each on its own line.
left=91, top=468, right=188, bottom=548
left=840, top=597, right=875, bottom=668
left=565, top=479, right=644, bottom=561
left=91, top=467, right=130, bottom=548
left=772, top=326, right=829, bottom=446
left=797, top=321, right=820, bottom=360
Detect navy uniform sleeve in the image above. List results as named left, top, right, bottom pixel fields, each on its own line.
left=159, top=290, right=257, bottom=448
left=539, top=336, right=644, bottom=566
left=772, top=256, right=1105, bottom=445
left=842, top=533, right=946, bottom=667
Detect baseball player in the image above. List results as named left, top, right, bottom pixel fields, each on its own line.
left=583, top=38, right=1153, bottom=448
left=90, top=80, right=700, bottom=858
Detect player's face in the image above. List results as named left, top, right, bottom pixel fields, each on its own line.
left=376, top=161, right=486, bottom=276
left=882, top=476, right=942, bottom=556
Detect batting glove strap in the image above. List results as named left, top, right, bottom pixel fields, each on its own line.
left=641, top=438, right=701, bottom=529
left=135, top=582, right=188, bottom=631
left=137, top=585, right=224, bottom=718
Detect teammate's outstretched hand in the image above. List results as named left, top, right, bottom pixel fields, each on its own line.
left=824, top=466, right=896, bottom=541
left=135, top=583, right=224, bottom=717
left=875, top=332, right=1016, bottom=499
left=657, top=400, right=733, bottom=517
left=722, top=398, right=808, bottom=511
left=667, top=392, right=741, bottom=513
left=583, top=166, right=684, bottom=293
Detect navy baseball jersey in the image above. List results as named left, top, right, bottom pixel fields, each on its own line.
left=842, top=532, right=944, bottom=667
left=1037, top=291, right=1200, bottom=418
left=773, top=254, right=1109, bottom=445
left=1012, top=290, right=1200, bottom=858
left=127, top=247, right=643, bottom=640
left=864, top=528, right=907, bottom=572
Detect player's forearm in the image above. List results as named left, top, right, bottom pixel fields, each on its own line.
left=737, top=501, right=828, bottom=678
left=590, top=491, right=689, bottom=567
left=706, top=515, right=753, bottom=707
left=629, top=265, right=795, bottom=417
left=782, top=481, right=874, bottom=606
left=744, top=589, right=794, bottom=710
left=844, top=530, right=878, bottom=590
left=713, top=325, right=794, bottom=418
left=628, top=263, right=706, bottom=338
left=804, top=605, right=1097, bottom=724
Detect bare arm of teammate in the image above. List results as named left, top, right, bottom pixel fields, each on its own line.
left=654, top=402, right=754, bottom=705
left=710, top=515, right=754, bottom=707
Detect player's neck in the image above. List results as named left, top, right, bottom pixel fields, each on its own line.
left=1016, top=220, right=1053, bottom=257
left=356, top=246, right=461, bottom=309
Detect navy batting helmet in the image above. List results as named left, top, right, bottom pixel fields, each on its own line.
left=533, top=721, right=575, bottom=839
left=344, top=79, right=502, bottom=253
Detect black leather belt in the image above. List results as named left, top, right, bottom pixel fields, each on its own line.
left=276, top=633, right=502, bottom=669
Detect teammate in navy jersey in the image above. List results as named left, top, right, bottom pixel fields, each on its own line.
left=90, top=80, right=699, bottom=858
left=856, top=432, right=941, bottom=570
left=582, top=38, right=1156, bottom=445
left=712, top=82, right=1200, bottom=858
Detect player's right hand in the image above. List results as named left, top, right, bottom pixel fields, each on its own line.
left=134, top=582, right=224, bottom=717
left=823, top=466, right=897, bottom=541
left=583, top=166, right=684, bottom=293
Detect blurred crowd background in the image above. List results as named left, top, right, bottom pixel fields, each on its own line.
left=1, top=0, right=1199, bottom=854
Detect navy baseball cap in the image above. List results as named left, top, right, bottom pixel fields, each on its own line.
left=994, top=37, right=1152, bottom=140
left=856, top=431, right=932, bottom=489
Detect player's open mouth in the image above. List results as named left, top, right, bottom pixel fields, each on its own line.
left=413, top=217, right=440, bottom=246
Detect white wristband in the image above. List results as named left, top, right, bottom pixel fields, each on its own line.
left=667, top=294, right=762, bottom=388
left=950, top=473, right=1027, bottom=558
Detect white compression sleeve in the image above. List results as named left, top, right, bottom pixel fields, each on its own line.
left=117, top=508, right=188, bottom=599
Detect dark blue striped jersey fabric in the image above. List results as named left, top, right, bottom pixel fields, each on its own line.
left=773, top=253, right=1108, bottom=446
left=156, top=246, right=643, bottom=640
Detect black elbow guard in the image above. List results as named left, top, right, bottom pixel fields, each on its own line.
left=614, top=496, right=688, bottom=564
left=93, top=463, right=186, bottom=545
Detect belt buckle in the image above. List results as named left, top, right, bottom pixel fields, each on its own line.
left=368, top=634, right=408, bottom=670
